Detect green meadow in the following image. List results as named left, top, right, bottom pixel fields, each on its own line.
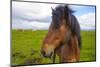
left=12, top=30, right=96, bottom=65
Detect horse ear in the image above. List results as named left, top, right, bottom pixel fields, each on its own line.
left=51, top=7, right=54, bottom=12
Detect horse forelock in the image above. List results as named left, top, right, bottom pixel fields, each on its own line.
left=51, top=5, right=74, bottom=29
left=52, top=6, right=63, bottom=29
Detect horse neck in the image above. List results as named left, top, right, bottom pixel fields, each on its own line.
left=56, top=35, right=80, bottom=62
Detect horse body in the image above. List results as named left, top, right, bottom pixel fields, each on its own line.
left=41, top=5, right=81, bottom=63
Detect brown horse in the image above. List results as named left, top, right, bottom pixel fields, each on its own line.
left=41, top=5, right=81, bottom=63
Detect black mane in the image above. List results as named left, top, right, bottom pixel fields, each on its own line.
left=52, top=5, right=74, bottom=29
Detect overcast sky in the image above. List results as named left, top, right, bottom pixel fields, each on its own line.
left=12, top=1, right=96, bottom=30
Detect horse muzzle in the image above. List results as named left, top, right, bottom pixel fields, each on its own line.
left=41, top=50, right=53, bottom=58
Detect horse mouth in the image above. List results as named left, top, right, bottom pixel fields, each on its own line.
left=41, top=51, right=53, bottom=58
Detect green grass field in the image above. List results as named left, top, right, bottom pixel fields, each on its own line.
left=12, top=30, right=96, bottom=65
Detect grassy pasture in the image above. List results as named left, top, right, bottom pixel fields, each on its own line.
left=12, top=30, right=96, bottom=65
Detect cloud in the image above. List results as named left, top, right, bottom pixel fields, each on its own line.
left=12, top=1, right=58, bottom=21
left=12, top=1, right=95, bottom=30
left=12, top=18, right=51, bottom=30
left=76, top=12, right=95, bottom=30
left=12, top=1, right=57, bottom=30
